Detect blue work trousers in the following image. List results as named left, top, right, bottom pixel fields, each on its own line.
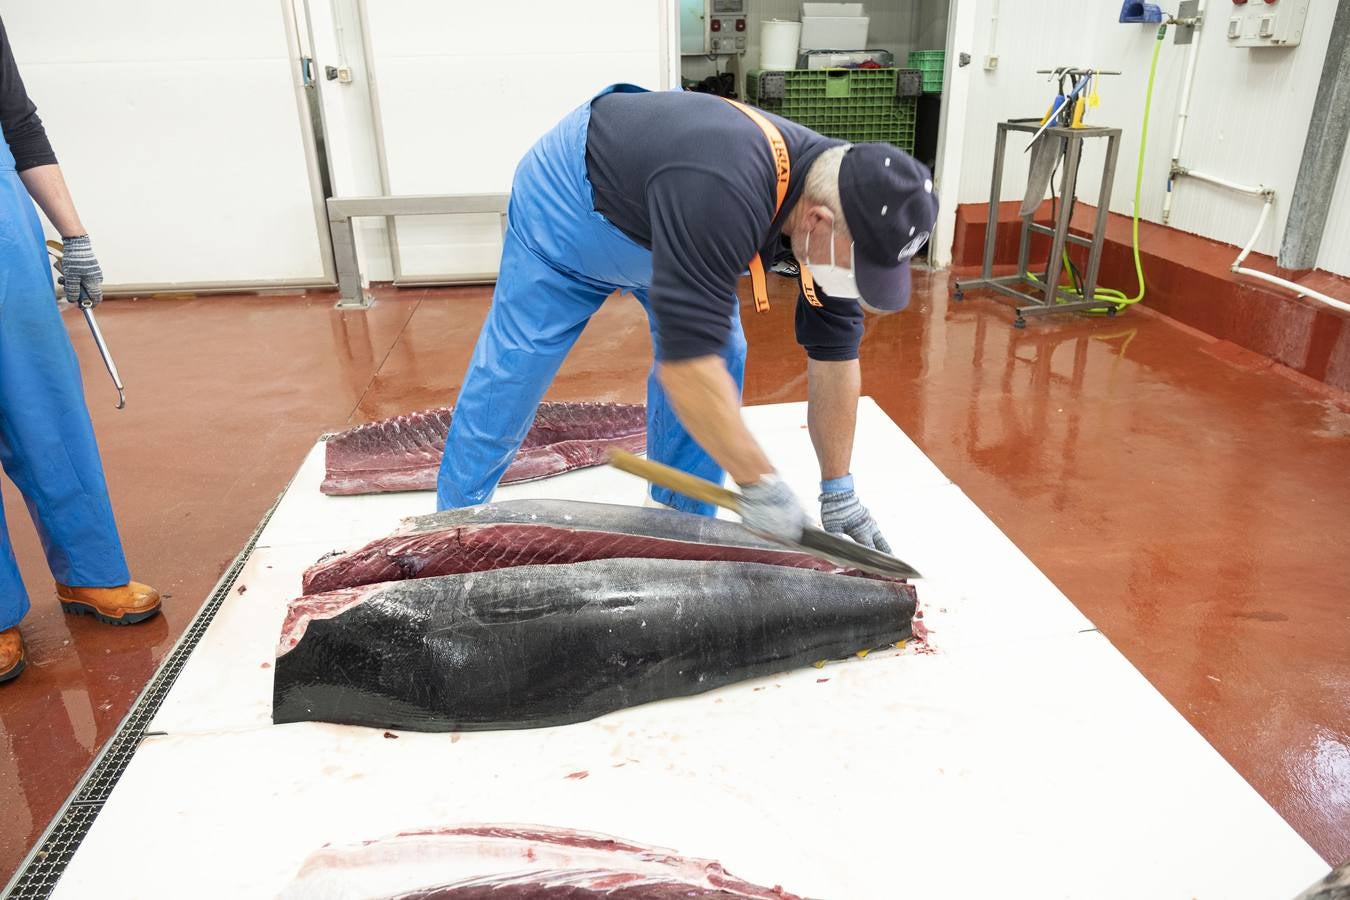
left=436, top=84, right=746, bottom=516
left=0, top=136, right=129, bottom=629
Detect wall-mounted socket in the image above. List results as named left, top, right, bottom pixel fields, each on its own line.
left=984, top=54, right=999, bottom=70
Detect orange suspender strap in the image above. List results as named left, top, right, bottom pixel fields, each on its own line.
left=717, top=96, right=800, bottom=312
left=798, top=255, right=823, bottom=307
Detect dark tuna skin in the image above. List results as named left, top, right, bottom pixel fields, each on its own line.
left=274, top=558, right=916, bottom=732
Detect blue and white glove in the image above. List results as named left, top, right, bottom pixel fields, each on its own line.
left=820, top=474, right=891, bottom=554
left=739, top=473, right=807, bottom=543
left=59, top=235, right=103, bottom=306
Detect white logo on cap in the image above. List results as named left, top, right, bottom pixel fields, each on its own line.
left=898, top=232, right=930, bottom=261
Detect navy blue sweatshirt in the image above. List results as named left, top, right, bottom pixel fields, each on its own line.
left=586, top=90, right=864, bottom=363
left=0, top=18, right=56, bottom=171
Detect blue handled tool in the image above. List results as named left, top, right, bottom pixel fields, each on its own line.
left=1024, top=71, right=1095, bottom=151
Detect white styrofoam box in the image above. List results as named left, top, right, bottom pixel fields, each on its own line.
left=803, top=49, right=894, bottom=69
left=802, top=2, right=864, bottom=15
left=800, top=15, right=869, bottom=51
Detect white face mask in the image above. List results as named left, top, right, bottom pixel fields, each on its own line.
left=803, top=227, right=861, bottom=300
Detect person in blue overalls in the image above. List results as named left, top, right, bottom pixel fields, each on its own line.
left=437, top=84, right=938, bottom=549
left=1, top=18, right=160, bottom=684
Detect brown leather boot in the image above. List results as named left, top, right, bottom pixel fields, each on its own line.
left=56, top=582, right=161, bottom=625
left=0, top=628, right=24, bottom=683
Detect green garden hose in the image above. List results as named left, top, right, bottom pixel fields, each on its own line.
left=1029, top=22, right=1166, bottom=314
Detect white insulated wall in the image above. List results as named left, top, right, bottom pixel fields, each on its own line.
left=1, top=0, right=329, bottom=287
left=956, top=0, right=1348, bottom=276
left=358, top=0, right=666, bottom=281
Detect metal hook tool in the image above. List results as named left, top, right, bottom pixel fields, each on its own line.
left=48, top=241, right=125, bottom=409
left=78, top=286, right=126, bottom=409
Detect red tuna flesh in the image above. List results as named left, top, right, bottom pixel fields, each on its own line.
left=301, top=499, right=886, bottom=595
left=321, top=401, right=646, bottom=496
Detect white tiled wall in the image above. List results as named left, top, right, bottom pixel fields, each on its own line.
left=956, top=0, right=1348, bottom=273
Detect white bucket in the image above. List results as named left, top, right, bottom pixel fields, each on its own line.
left=761, top=20, right=802, bottom=71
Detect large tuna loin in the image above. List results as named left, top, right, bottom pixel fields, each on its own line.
left=302, top=499, right=876, bottom=595
left=321, top=401, right=646, bottom=496
left=274, top=558, right=916, bottom=732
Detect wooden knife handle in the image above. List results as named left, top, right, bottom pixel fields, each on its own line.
left=606, top=449, right=743, bottom=514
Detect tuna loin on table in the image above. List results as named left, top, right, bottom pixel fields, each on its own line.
left=278, top=825, right=807, bottom=899
left=273, top=558, right=917, bottom=732
left=301, top=499, right=880, bottom=595
left=321, top=401, right=646, bottom=496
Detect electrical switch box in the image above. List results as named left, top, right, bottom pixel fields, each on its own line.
left=1226, top=0, right=1309, bottom=48
left=680, top=0, right=748, bottom=56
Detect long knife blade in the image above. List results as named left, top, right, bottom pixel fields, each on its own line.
left=795, top=524, right=921, bottom=580
left=606, top=449, right=922, bottom=580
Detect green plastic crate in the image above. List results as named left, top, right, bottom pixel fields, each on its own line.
left=907, top=50, right=945, bottom=92
left=747, top=70, right=916, bottom=149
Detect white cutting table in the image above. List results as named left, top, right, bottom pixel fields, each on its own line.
left=51, top=400, right=1326, bottom=898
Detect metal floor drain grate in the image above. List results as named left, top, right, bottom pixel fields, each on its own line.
left=2, top=497, right=280, bottom=899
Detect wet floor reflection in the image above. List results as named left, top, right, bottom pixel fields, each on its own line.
left=0, top=274, right=1345, bottom=880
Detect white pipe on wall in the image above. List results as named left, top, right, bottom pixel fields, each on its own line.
left=1232, top=198, right=1273, bottom=268
left=987, top=0, right=999, bottom=64
left=1227, top=194, right=1350, bottom=315
left=1162, top=0, right=1206, bottom=224
left=1181, top=168, right=1269, bottom=196
left=1234, top=267, right=1350, bottom=314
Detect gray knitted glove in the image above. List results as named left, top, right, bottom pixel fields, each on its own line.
left=739, top=473, right=807, bottom=542
left=820, top=474, right=891, bottom=553
left=59, top=235, right=103, bottom=306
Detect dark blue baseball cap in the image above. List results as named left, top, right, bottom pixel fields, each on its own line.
left=838, top=144, right=939, bottom=313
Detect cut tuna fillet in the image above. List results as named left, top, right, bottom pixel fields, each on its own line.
left=279, top=825, right=807, bottom=899
left=274, top=558, right=916, bottom=732
left=321, top=401, right=646, bottom=496
left=302, top=499, right=880, bottom=595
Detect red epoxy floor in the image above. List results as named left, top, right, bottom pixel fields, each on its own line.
left=1, top=271, right=1347, bottom=880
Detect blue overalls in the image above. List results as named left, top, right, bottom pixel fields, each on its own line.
left=436, top=84, right=747, bottom=516
left=0, top=133, right=129, bottom=631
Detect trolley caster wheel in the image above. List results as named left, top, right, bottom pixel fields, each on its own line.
left=1106, top=305, right=1118, bottom=317
left=1013, top=316, right=1027, bottom=329
left=953, top=286, right=965, bottom=301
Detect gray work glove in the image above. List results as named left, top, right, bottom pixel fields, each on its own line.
left=820, top=474, right=892, bottom=554
left=58, top=235, right=103, bottom=306
left=739, top=473, right=808, bottom=543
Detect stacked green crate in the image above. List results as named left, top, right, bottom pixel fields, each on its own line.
left=907, top=50, right=944, bottom=93
left=893, top=96, right=917, bottom=153
left=746, top=69, right=916, bottom=152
